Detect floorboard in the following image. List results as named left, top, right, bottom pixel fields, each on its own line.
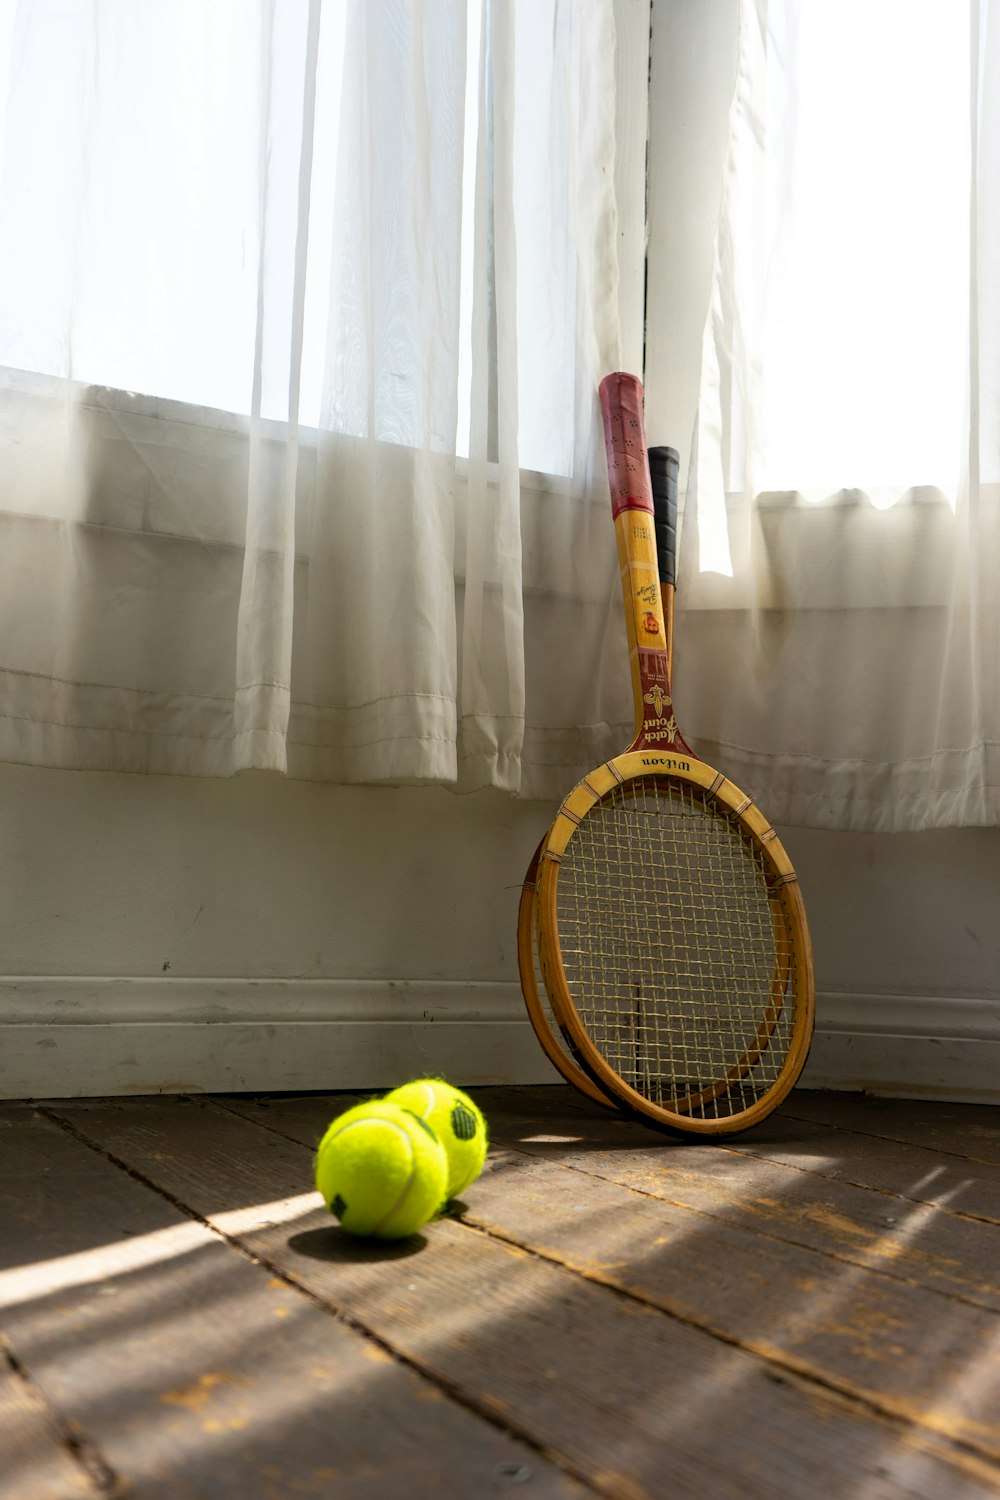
left=3, top=1088, right=999, bottom=1499
left=782, top=1092, right=1000, bottom=1168
left=720, top=1116, right=1000, bottom=1227
left=0, top=1338, right=103, bottom=1500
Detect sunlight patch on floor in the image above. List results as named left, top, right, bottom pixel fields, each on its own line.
left=518, top=1133, right=585, bottom=1144
left=0, top=1191, right=321, bottom=1311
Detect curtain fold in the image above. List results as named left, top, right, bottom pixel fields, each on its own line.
left=0, top=0, right=629, bottom=797
left=677, top=0, right=999, bottom=832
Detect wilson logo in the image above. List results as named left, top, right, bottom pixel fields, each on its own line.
left=641, top=756, right=690, bottom=771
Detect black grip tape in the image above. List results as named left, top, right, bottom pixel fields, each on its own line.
left=648, top=446, right=680, bottom=588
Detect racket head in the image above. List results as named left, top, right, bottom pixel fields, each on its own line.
left=517, top=840, right=620, bottom=1110
left=536, top=752, right=815, bottom=1136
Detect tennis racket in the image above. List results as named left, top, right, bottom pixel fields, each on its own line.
left=535, top=372, right=814, bottom=1135
left=516, top=445, right=681, bottom=1111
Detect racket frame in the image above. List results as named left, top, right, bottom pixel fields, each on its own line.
left=517, top=837, right=619, bottom=1108
left=536, top=752, right=815, bottom=1134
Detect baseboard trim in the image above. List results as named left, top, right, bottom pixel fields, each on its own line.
left=1, top=978, right=998, bottom=1102
left=801, top=989, right=1000, bottom=1104
left=0, top=978, right=560, bottom=1099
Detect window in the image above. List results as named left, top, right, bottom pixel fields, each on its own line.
left=0, top=0, right=595, bottom=480
left=752, top=1, right=969, bottom=504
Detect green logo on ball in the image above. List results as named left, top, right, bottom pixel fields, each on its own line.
left=451, top=1103, right=478, bottom=1141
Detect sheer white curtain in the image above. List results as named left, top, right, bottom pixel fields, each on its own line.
left=0, top=0, right=627, bottom=795
left=677, top=0, right=999, bottom=831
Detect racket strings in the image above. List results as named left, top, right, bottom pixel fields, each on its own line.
left=552, top=778, right=799, bottom=1120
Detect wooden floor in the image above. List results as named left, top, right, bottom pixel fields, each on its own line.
left=3, top=1088, right=1000, bottom=1499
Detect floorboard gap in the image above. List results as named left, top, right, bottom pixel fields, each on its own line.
left=2, top=1332, right=123, bottom=1499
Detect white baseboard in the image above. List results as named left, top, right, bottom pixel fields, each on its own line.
left=0, top=978, right=562, bottom=1100
left=1, top=978, right=998, bottom=1103
left=801, top=991, right=1000, bottom=1105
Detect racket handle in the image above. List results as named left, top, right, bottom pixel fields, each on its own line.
left=599, top=372, right=653, bottom=518
left=648, top=446, right=679, bottom=588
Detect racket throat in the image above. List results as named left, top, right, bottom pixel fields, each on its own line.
left=630, top=645, right=694, bottom=757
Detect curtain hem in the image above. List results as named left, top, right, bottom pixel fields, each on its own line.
left=692, top=739, right=1000, bottom=833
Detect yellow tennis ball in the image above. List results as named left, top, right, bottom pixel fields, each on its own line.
left=314, top=1101, right=448, bottom=1239
left=385, top=1079, right=488, bottom=1199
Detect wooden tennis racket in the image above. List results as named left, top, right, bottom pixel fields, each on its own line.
left=535, top=372, right=815, bottom=1135
left=516, top=444, right=681, bottom=1111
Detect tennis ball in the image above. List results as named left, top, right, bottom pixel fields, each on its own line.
left=385, top=1079, right=488, bottom=1199
left=314, top=1100, right=448, bottom=1239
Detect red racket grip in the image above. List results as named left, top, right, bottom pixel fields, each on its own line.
left=599, top=372, right=653, bottom=519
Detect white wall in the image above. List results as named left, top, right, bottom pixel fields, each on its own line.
left=2, top=768, right=531, bottom=984
left=0, top=765, right=558, bottom=1096
left=3, top=758, right=999, bottom=1100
